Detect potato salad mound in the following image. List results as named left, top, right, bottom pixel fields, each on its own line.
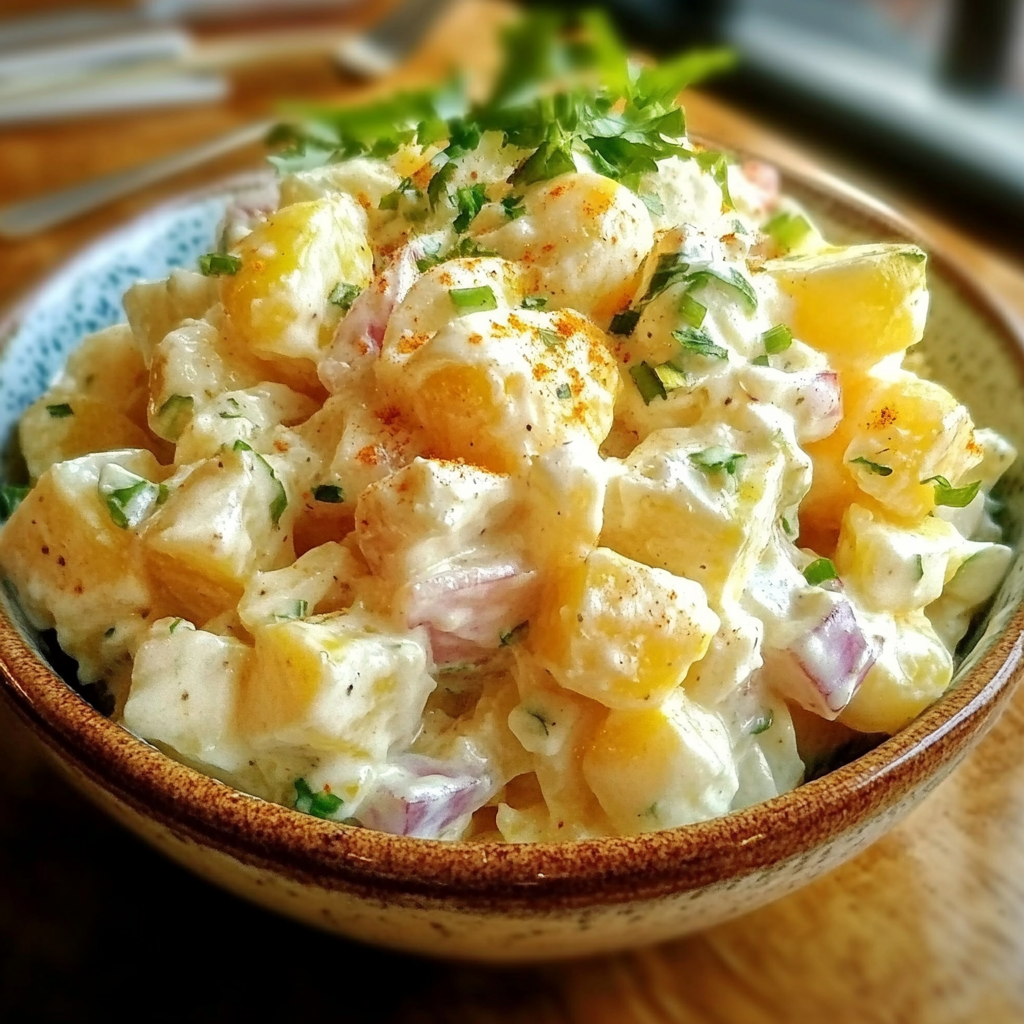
left=0, top=14, right=1014, bottom=842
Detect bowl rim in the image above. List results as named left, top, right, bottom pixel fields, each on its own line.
left=2, top=154, right=1024, bottom=911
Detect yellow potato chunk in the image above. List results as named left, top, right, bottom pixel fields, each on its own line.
left=141, top=445, right=294, bottom=623
left=765, top=243, right=928, bottom=368
left=527, top=547, right=719, bottom=709
left=582, top=689, right=738, bottom=834
left=801, top=369, right=981, bottom=550
left=222, top=195, right=373, bottom=382
left=839, top=611, right=953, bottom=734
left=237, top=611, right=433, bottom=761
left=123, top=269, right=219, bottom=365
left=0, top=450, right=167, bottom=693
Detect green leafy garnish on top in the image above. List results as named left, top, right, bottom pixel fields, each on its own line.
left=293, top=777, right=343, bottom=819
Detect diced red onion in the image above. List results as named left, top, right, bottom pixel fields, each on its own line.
left=319, top=245, right=420, bottom=390
left=356, top=755, right=494, bottom=839
left=408, top=564, right=539, bottom=663
left=767, top=598, right=878, bottom=719
left=217, top=181, right=279, bottom=249
left=741, top=159, right=780, bottom=214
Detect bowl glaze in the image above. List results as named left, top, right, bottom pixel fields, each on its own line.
left=1, top=162, right=1023, bottom=963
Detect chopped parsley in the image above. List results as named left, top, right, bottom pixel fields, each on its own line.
left=850, top=456, right=893, bottom=477
left=686, top=266, right=758, bottom=312
left=803, top=557, right=839, bottom=586
left=378, top=176, right=417, bottom=211
left=219, top=396, right=245, bottom=420
left=629, top=361, right=666, bottom=405
left=449, top=285, right=498, bottom=314
left=328, top=282, right=363, bottom=312
left=672, top=326, right=728, bottom=360
left=538, top=328, right=562, bottom=349
left=453, top=183, right=488, bottom=233
left=641, top=252, right=692, bottom=304
left=155, top=394, right=194, bottom=441
left=689, top=446, right=746, bottom=476
left=293, top=778, right=342, bottom=819
left=501, top=193, right=526, bottom=220
left=521, top=294, right=547, bottom=310
left=761, top=323, right=792, bottom=354
left=749, top=711, right=773, bottom=735
left=46, top=403, right=73, bottom=419
left=0, top=483, right=30, bottom=519
left=556, top=382, right=572, bottom=399
left=197, top=252, right=242, bottom=276
left=97, top=465, right=168, bottom=531
left=609, top=309, right=641, bottom=336
left=923, top=475, right=981, bottom=508
left=312, top=483, right=345, bottom=503
left=233, top=440, right=287, bottom=525
left=764, top=211, right=812, bottom=252
left=416, top=236, right=498, bottom=273
left=500, top=621, right=529, bottom=646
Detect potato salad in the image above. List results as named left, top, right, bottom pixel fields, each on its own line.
left=0, top=14, right=1014, bottom=842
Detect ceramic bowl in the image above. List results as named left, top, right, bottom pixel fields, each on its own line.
left=1, top=163, right=1023, bottom=964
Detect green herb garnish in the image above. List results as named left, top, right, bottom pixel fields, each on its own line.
left=275, top=599, right=308, bottom=621
left=672, top=326, right=728, bottom=360
left=0, top=483, right=30, bottom=519
left=850, top=456, right=893, bottom=477
left=169, top=617, right=183, bottom=634
left=764, top=211, right=812, bottom=251
left=751, top=354, right=771, bottom=367
left=556, top=383, right=571, bottom=400
left=609, top=309, right=641, bottom=336
left=378, top=176, right=416, bottom=210
left=312, top=483, right=345, bottom=504
left=293, top=778, right=343, bottom=819
left=449, top=285, right=498, bottom=314
left=750, top=711, right=773, bottom=735
left=679, top=291, right=707, bottom=328
left=923, top=475, right=981, bottom=508
left=629, top=361, right=666, bottom=404
left=453, top=183, right=488, bottom=233
left=653, top=361, right=691, bottom=393
left=522, top=294, right=547, bottom=310
left=46, top=403, right=73, bottom=419
left=501, top=193, right=526, bottom=220
left=198, top=252, right=242, bottom=276
left=500, top=621, right=529, bottom=646
left=233, top=440, right=287, bottom=525
left=329, top=282, right=363, bottom=312
left=155, top=394, right=194, bottom=441
left=97, top=465, right=167, bottom=531
left=762, top=323, right=792, bottom=354
left=689, top=446, right=746, bottom=476
left=913, top=553, right=925, bottom=581
left=686, top=266, right=757, bottom=312
left=803, top=557, right=839, bottom=586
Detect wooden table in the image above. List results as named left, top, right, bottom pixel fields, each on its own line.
left=2, top=3, right=1024, bottom=1021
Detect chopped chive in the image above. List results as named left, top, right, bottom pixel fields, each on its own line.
left=850, top=456, right=893, bottom=477
left=500, top=620, right=529, bottom=646
left=169, top=617, right=183, bottom=634
left=679, top=292, right=707, bottom=328
left=521, top=294, right=547, bottom=310
left=198, top=252, right=242, bottom=276
left=556, top=383, right=572, bottom=399
left=46, top=403, right=73, bottom=419
left=609, top=309, right=641, bottom=335
left=671, top=326, right=728, bottom=360
left=275, top=599, right=308, bottom=621
left=449, top=285, right=498, bottom=314
left=749, top=711, right=773, bottom=735
left=803, top=557, right=838, bottom=586
left=293, top=778, right=342, bottom=819
left=629, top=361, right=667, bottom=405
left=329, top=282, right=363, bottom=312
left=0, top=483, right=30, bottom=519
left=689, top=446, right=746, bottom=476
left=913, top=553, right=925, bottom=581
left=751, top=354, right=771, bottom=367
left=764, top=211, right=812, bottom=251
left=156, top=394, right=194, bottom=441
left=312, top=483, right=345, bottom=504
left=762, top=323, right=792, bottom=354
left=97, top=465, right=164, bottom=531
left=922, top=475, right=980, bottom=508
left=653, top=361, right=691, bottom=392
left=233, top=440, right=287, bottom=525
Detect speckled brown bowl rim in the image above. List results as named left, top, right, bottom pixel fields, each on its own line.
left=1, top=152, right=1023, bottom=915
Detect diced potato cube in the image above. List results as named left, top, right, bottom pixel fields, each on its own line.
left=123, top=618, right=253, bottom=775
left=123, top=268, right=219, bottom=365
left=801, top=369, right=982, bottom=550
left=838, top=610, right=953, bottom=734
left=602, top=425, right=787, bottom=604
left=527, top=547, right=719, bottom=709
left=478, top=172, right=654, bottom=328
left=388, top=306, right=620, bottom=474
left=222, top=195, right=373, bottom=376
left=278, top=157, right=401, bottom=211
left=237, top=611, right=434, bottom=762
left=238, top=541, right=365, bottom=631
left=355, top=457, right=516, bottom=584
left=927, top=543, right=1013, bottom=651
left=765, top=243, right=929, bottom=368
left=582, top=688, right=738, bottom=834
left=0, top=450, right=166, bottom=689
left=147, top=320, right=265, bottom=441
left=141, top=445, right=294, bottom=623
left=730, top=696, right=804, bottom=810
left=836, top=503, right=971, bottom=614
left=174, top=383, right=317, bottom=466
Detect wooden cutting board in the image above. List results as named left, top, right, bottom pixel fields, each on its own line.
left=2, top=2, right=1024, bottom=1021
